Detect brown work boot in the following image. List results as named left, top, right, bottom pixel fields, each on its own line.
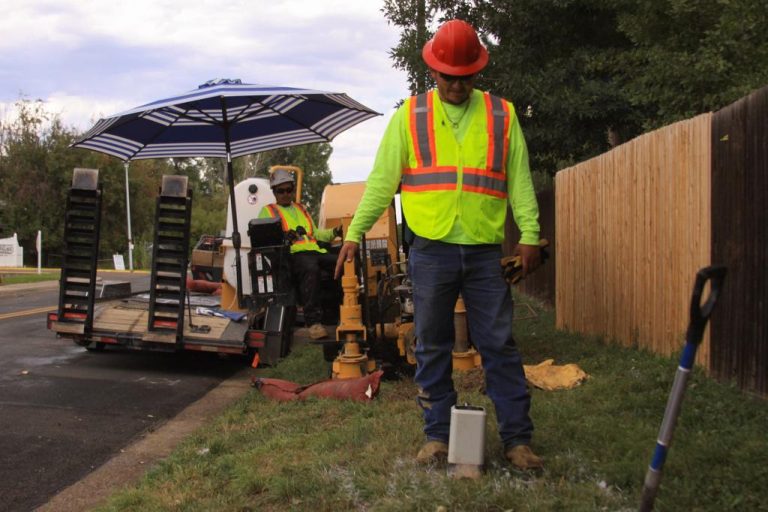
left=505, top=444, right=544, bottom=471
left=416, top=440, right=449, bottom=464
left=308, top=323, right=327, bottom=340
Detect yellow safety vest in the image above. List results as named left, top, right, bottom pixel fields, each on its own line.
left=401, top=90, right=511, bottom=242
left=263, top=203, right=326, bottom=254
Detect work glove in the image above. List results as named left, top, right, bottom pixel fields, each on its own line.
left=333, top=225, right=343, bottom=238
left=501, top=239, right=550, bottom=284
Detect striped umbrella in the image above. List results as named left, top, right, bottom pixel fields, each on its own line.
left=72, top=78, right=380, bottom=304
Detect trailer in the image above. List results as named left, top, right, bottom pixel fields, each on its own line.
left=48, top=168, right=293, bottom=366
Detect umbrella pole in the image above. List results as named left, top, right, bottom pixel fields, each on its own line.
left=221, top=97, right=244, bottom=308
left=124, top=162, right=134, bottom=272
left=226, top=153, right=244, bottom=308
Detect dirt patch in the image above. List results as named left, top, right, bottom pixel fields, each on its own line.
left=381, top=378, right=417, bottom=401
left=453, top=367, right=486, bottom=393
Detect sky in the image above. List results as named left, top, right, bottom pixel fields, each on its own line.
left=0, top=0, right=410, bottom=183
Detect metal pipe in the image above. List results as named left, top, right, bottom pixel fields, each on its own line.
left=453, top=296, right=469, bottom=353
left=221, top=96, right=243, bottom=308
left=124, top=162, right=134, bottom=271
left=360, top=234, right=371, bottom=336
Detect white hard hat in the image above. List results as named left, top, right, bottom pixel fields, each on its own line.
left=270, top=168, right=295, bottom=188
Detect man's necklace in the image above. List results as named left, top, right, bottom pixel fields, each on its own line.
left=442, top=97, right=471, bottom=129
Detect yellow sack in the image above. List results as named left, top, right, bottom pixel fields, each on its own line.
left=523, top=359, right=589, bottom=391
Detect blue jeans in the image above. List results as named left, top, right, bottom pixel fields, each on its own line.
left=409, top=237, right=533, bottom=447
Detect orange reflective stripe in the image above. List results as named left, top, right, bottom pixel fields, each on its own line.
left=409, top=96, right=423, bottom=167
left=409, top=93, right=435, bottom=168
left=484, top=92, right=510, bottom=173
left=405, top=91, right=511, bottom=199
left=266, top=204, right=290, bottom=231
left=500, top=100, right=510, bottom=171
left=427, top=93, right=436, bottom=166
left=402, top=166, right=457, bottom=191
left=405, top=166, right=456, bottom=175
left=408, top=97, right=424, bottom=166
left=484, top=93, right=495, bottom=172
left=293, top=203, right=315, bottom=237
left=462, top=167, right=508, bottom=198
left=402, top=183, right=457, bottom=192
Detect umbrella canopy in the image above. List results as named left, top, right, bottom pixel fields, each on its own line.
left=72, top=78, right=380, bottom=306
left=73, top=78, right=380, bottom=160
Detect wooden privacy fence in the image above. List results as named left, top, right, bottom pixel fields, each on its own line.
left=555, top=114, right=713, bottom=366
left=710, top=87, right=768, bottom=395
left=503, top=86, right=766, bottom=395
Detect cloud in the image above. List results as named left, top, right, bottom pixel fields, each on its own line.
left=329, top=111, right=397, bottom=184
left=0, top=0, right=410, bottom=182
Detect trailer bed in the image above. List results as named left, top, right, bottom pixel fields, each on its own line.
left=50, top=294, right=252, bottom=355
left=92, top=303, right=233, bottom=340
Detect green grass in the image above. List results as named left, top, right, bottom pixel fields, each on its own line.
left=0, top=271, right=60, bottom=284
left=96, top=296, right=768, bottom=512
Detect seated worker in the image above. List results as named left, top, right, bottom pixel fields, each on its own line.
left=258, top=168, right=342, bottom=340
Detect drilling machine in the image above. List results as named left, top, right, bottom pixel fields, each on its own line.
left=317, top=182, right=549, bottom=379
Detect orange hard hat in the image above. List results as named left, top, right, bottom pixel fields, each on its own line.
left=422, top=19, right=489, bottom=75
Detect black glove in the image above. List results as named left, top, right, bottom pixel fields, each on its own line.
left=333, top=225, right=343, bottom=238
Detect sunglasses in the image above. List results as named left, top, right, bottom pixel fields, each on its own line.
left=274, top=186, right=294, bottom=195
left=438, top=72, right=476, bottom=83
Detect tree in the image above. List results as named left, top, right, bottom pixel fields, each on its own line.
left=615, top=0, right=768, bottom=129
left=185, top=143, right=333, bottom=246
left=238, top=143, right=334, bottom=219
left=0, top=101, right=85, bottom=265
left=382, top=0, right=434, bottom=96
left=0, top=99, right=174, bottom=266
left=383, top=0, right=768, bottom=177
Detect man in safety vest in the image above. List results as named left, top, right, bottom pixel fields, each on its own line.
left=260, top=168, right=342, bottom=340
left=334, top=19, right=543, bottom=470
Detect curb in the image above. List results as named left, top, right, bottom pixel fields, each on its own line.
left=35, top=367, right=254, bottom=512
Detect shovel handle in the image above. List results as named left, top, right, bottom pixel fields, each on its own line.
left=686, top=265, right=727, bottom=346
left=640, top=266, right=727, bottom=512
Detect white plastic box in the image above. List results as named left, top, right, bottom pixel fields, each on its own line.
left=448, top=404, right=487, bottom=477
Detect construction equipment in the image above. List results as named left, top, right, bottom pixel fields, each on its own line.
left=143, top=175, right=193, bottom=345
left=51, top=168, right=102, bottom=336
left=190, top=234, right=224, bottom=282
left=639, top=265, right=727, bottom=512
left=48, top=167, right=295, bottom=364
left=316, top=183, right=399, bottom=377
left=245, top=215, right=295, bottom=366
left=316, top=183, right=550, bottom=378
left=332, top=236, right=377, bottom=379
left=49, top=164, right=547, bottom=373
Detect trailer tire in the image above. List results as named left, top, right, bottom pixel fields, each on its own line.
left=86, top=342, right=106, bottom=352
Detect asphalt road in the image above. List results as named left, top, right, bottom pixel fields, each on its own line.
left=0, top=271, right=245, bottom=512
